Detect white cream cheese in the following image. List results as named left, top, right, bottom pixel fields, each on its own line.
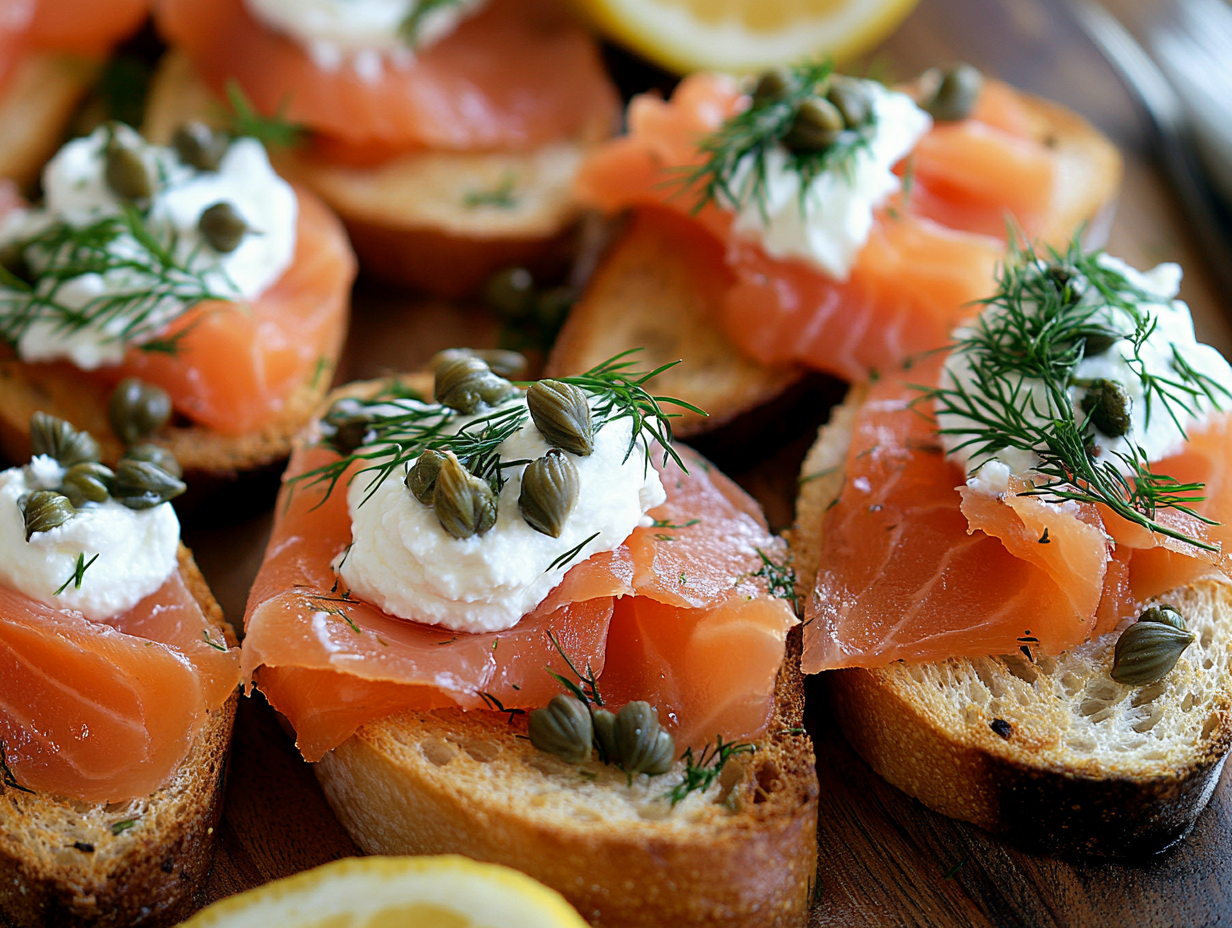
left=339, top=396, right=667, bottom=634
left=0, top=124, right=297, bottom=370
left=939, top=255, right=1232, bottom=494
left=0, top=458, right=180, bottom=621
left=244, top=0, right=488, bottom=74
left=727, top=80, right=932, bottom=281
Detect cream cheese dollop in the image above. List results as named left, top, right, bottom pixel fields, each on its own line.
left=0, top=457, right=180, bottom=621
left=939, top=255, right=1232, bottom=495
left=727, top=79, right=932, bottom=281
left=339, top=395, right=667, bottom=633
left=0, top=124, right=297, bottom=370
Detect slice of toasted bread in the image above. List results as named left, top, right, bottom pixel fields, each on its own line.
left=0, top=545, right=238, bottom=927
left=0, top=53, right=98, bottom=191
left=142, top=51, right=602, bottom=297
left=790, top=388, right=1232, bottom=857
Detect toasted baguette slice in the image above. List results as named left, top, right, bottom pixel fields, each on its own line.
left=548, top=89, right=1122, bottom=435
left=789, top=388, right=1232, bottom=856
left=142, top=52, right=602, bottom=297
left=0, top=546, right=238, bottom=927
left=0, top=53, right=98, bottom=191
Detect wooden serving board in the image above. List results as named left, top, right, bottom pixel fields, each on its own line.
left=178, top=0, right=1232, bottom=924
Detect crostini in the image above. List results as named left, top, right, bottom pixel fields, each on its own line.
left=0, top=121, right=355, bottom=487
left=793, top=244, right=1232, bottom=855
left=242, top=351, right=818, bottom=926
left=146, top=0, right=620, bottom=297
left=0, top=413, right=240, bottom=926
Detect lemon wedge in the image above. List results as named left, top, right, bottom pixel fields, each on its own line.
left=177, top=856, right=589, bottom=928
left=575, top=0, right=920, bottom=74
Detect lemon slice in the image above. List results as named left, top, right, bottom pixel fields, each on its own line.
left=575, top=0, right=920, bottom=74
left=178, top=856, right=589, bottom=928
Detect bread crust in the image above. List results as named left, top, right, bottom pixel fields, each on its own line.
left=0, top=546, right=238, bottom=927
left=0, top=53, right=97, bottom=191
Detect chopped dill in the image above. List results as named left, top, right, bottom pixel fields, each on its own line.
left=399, top=0, right=467, bottom=46
left=748, top=548, right=799, bottom=609
left=463, top=172, right=519, bottom=210
left=225, top=80, right=304, bottom=149
left=201, top=629, right=227, bottom=652
left=477, top=690, right=525, bottom=724
left=545, top=628, right=604, bottom=707
left=0, top=740, right=34, bottom=793
left=663, top=737, right=755, bottom=807
left=649, top=518, right=700, bottom=529
left=110, top=819, right=138, bottom=835
left=54, top=552, right=99, bottom=596
left=544, top=532, right=599, bottom=573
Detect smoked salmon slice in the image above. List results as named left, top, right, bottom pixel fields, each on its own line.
left=0, top=564, right=239, bottom=803
left=27, top=0, right=149, bottom=56
left=576, top=72, right=1066, bottom=382
left=802, top=365, right=1232, bottom=673
left=155, top=0, right=619, bottom=153
left=244, top=438, right=797, bottom=761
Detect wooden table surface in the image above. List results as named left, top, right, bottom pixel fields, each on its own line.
left=177, top=0, right=1232, bottom=924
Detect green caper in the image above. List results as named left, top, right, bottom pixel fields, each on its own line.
left=783, top=96, right=845, bottom=153
left=591, top=706, right=619, bottom=764
left=434, top=356, right=515, bottom=414
left=527, top=693, right=594, bottom=764
left=526, top=380, right=593, bottom=457
left=923, top=63, right=984, bottom=122
left=172, top=121, right=228, bottom=172
left=1110, top=619, right=1195, bottom=685
left=518, top=450, right=579, bottom=538
left=406, top=449, right=445, bottom=505
left=613, top=701, right=675, bottom=777
left=108, top=377, right=172, bottom=444
left=484, top=267, right=537, bottom=321
left=112, top=458, right=187, bottom=510
left=828, top=76, right=872, bottom=126
left=322, top=398, right=373, bottom=456
left=30, top=412, right=100, bottom=467
left=433, top=451, right=497, bottom=539
left=534, top=287, right=575, bottom=332
left=1046, top=263, right=1089, bottom=306
left=198, top=202, right=251, bottom=253
left=20, top=490, right=76, bottom=540
left=0, top=241, right=30, bottom=285
left=751, top=66, right=793, bottom=103
left=1138, top=604, right=1187, bottom=632
left=122, top=443, right=182, bottom=479
left=61, top=462, right=115, bottom=508
left=1081, top=379, right=1132, bottom=438
left=104, top=133, right=153, bottom=200
left=429, top=348, right=528, bottom=380
left=1074, top=327, right=1120, bottom=357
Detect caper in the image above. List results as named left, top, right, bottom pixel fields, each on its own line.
left=104, top=133, right=153, bottom=200
left=527, top=693, right=594, bottom=764
left=0, top=241, right=30, bottom=285
left=122, top=443, right=182, bottom=479
left=434, top=356, right=515, bottom=414
left=591, top=707, right=619, bottom=764
left=108, top=377, right=172, bottom=444
left=172, top=121, right=228, bottom=172
left=20, top=490, right=76, bottom=540
left=61, top=462, right=115, bottom=508
left=526, top=380, right=593, bottom=457
left=828, top=75, right=872, bottom=126
left=433, top=451, right=497, bottom=539
left=429, top=348, right=528, bottom=380
left=484, top=267, right=537, bottom=321
left=406, top=449, right=445, bottom=505
left=923, top=63, right=984, bottom=122
left=1074, top=327, right=1120, bottom=357
left=30, top=412, right=100, bottom=467
left=1111, top=618, right=1195, bottom=685
left=322, top=398, right=374, bottom=456
left=1081, top=379, right=1132, bottom=438
left=752, top=66, right=793, bottom=103
left=534, top=287, right=575, bottom=332
left=783, top=96, right=845, bottom=153
left=519, top=450, right=579, bottom=538
left=199, top=201, right=251, bottom=254
left=1046, top=263, right=1089, bottom=306
left=1138, top=604, right=1187, bottom=632
left=613, top=701, right=675, bottom=777
left=112, top=458, right=187, bottom=509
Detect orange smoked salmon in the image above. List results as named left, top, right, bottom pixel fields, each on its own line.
left=243, top=439, right=797, bottom=761
left=576, top=73, right=1070, bottom=382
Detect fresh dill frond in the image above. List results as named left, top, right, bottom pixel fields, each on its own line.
left=53, top=552, right=100, bottom=596
left=747, top=548, right=799, bottom=609
left=928, top=238, right=1226, bottom=551
left=398, top=0, right=467, bottom=45
left=545, top=628, right=604, bottom=707
left=679, top=59, right=874, bottom=220
left=663, top=737, right=755, bottom=807
left=225, top=80, right=304, bottom=149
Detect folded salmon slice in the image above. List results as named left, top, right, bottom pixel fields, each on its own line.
left=803, top=367, right=1231, bottom=672
left=244, top=442, right=798, bottom=760
left=27, top=0, right=149, bottom=55
left=576, top=72, right=1066, bottom=381
left=156, top=0, right=618, bottom=153
left=0, top=567, right=240, bottom=802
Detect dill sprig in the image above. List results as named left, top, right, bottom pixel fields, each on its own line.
left=679, top=59, right=874, bottom=220
left=545, top=628, right=605, bottom=707
left=928, top=239, right=1226, bottom=551
left=0, top=204, right=229, bottom=356
left=663, top=737, right=755, bottom=807
left=225, top=80, right=304, bottom=149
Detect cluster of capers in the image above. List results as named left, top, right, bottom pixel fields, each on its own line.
left=753, top=67, right=875, bottom=154
left=19, top=412, right=185, bottom=541
left=527, top=693, right=676, bottom=778
left=1110, top=604, right=1196, bottom=685
left=484, top=268, right=575, bottom=344
left=916, top=63, right=984, bottom=122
